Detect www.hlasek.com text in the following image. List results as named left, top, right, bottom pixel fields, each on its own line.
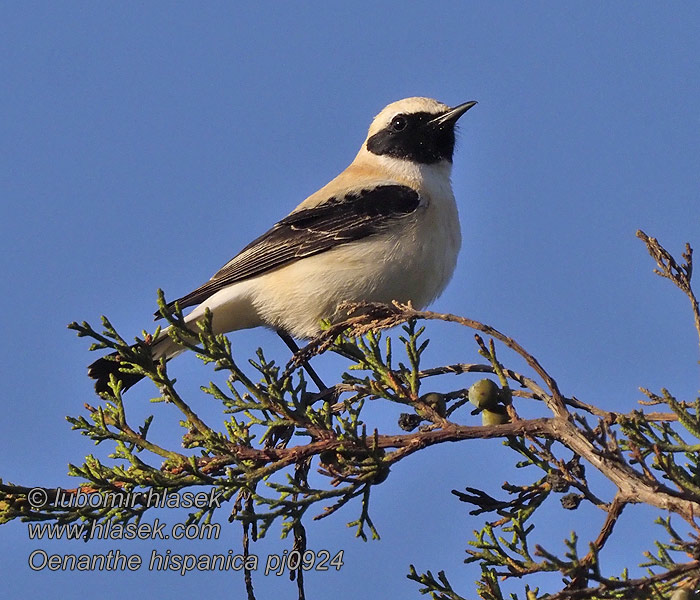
left=28, top=517, right=219, bottom=541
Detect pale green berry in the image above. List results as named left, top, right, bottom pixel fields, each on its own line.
left=469, top=379, right=500, bottom=410
left=481, top=406, right=510, bottom=426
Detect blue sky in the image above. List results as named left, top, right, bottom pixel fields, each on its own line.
left=2, top=2, right=699, bottom=598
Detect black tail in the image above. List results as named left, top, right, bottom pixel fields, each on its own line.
left=88, top=352, right=145, bottom=395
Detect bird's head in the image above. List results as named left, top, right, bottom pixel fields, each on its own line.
left=361, top=97, right=477, bottom=167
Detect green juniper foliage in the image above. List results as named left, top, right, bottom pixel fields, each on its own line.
left=1, top=231, right=699, bottom=600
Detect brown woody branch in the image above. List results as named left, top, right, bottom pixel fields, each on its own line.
left=545, top=559, right=700, bottom=600
left=161, top=414, right=700, bottom=524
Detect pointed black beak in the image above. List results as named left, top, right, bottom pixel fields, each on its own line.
left=431, top=101, right=478, bottom=126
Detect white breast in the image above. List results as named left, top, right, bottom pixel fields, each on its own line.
left=186, top=157, right=462, bottom=339
left=246, top=160, right=461, bottom=337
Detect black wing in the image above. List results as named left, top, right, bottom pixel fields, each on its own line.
left=156, top=184, right=421, bottom=317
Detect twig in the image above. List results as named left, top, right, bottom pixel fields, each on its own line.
left=637, top=231, right=700, bottom=355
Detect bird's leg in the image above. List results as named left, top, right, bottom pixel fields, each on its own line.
left=277, top=330, right=328, bottom=392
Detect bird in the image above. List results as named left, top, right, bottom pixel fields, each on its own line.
left=88, top=96, right=477, bottom=394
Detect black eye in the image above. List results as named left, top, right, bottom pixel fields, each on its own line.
left=391, top=115, right=407, bottom=131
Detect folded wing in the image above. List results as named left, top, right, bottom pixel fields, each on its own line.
left=157, top=184, right=421, bottom=317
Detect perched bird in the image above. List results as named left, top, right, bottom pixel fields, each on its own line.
left=89, top=96, right=477, bottom=393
